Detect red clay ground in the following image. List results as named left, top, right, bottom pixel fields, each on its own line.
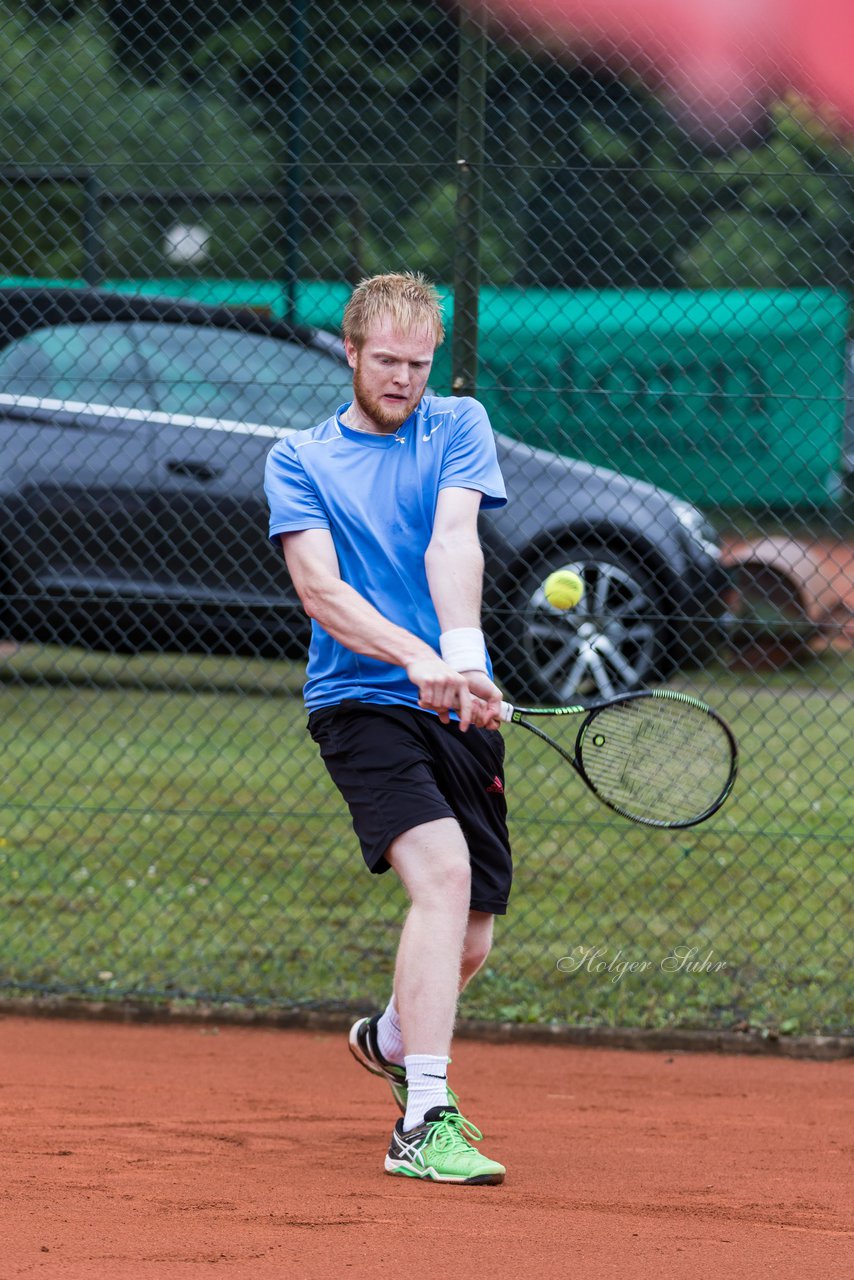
left=1, top=1016, right=851, bottom=1279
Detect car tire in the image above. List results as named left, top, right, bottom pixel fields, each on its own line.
left=501, top=545, right=675, bottom=704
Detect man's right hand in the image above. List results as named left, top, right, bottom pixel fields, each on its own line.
left=460, top=669, right=503, bottom=730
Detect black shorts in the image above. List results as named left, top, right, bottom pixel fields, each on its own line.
left=308, top=700, right=512, bottom=915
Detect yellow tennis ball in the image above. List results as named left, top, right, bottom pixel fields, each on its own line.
left=543, top=568, right=584, bottom=610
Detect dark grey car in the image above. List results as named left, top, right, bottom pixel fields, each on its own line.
left=0, top=287, right=727, bottom=701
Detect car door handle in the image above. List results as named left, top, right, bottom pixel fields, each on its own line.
left=165, top=458, right=222, bottom=482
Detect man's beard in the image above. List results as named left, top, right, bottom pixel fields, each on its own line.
left=352, top=363, right=420, bottom=432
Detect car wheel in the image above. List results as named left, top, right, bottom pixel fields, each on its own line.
left=508, top=547, right=672, bottom=703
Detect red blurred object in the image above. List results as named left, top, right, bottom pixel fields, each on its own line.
left=787, top=0, right=854, bottom=129
left=477, top=0, right=854, bottom=137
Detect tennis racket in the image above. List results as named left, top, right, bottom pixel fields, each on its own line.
left=499, top=689, right=737, bottom=829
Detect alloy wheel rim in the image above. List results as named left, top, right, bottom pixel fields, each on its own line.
left=522, top=559, right=658, bottom=700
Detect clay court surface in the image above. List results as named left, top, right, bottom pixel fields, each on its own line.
left=2, top=1016, right=851, bottom=1279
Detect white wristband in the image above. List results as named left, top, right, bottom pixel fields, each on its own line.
left=439, top=627, right=487, bottom=673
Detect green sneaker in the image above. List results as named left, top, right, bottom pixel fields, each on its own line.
left=348, top=1015, right=408, bottom=1113
left=348, top=1015, right=460, bottom=1115
left=384, top=1106, right=505, bottom=1185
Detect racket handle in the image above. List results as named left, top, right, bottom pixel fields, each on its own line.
left=499, top=701, right=514, bottom=723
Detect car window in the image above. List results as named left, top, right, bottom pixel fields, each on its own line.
left=131, top=324, right=353, bottom=429
left=0, top=322, right=154, bottom=410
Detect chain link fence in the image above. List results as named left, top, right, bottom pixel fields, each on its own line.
left=0, top=2, right=851, bottom=1037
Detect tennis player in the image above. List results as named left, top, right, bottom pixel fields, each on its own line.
left=264, top=272, right=510, bottom=1185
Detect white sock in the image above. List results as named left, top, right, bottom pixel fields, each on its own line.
left=403, top=1054, right=451, bottom=1132
left=376, top=996, right=404, bottom=1065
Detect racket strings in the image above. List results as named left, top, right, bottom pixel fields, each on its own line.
left=577, top=699, right=734, bottom=825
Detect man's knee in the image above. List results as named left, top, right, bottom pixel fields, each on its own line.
left=462, top=912, right=494, bottom=976
left=387, top=819, right=471, bottom=908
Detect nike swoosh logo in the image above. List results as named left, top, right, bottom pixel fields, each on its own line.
left=423, top=1072, right=447, bottom=1079
left=422, top=424, right=442, bottom=441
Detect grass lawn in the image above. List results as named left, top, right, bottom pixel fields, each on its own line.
left=0, top=645, right=851, bottom=1036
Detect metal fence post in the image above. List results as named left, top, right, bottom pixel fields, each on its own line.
left=81, top=172, right=105, bottom=287
left=451, top=3, right=487, bottom=398
left=281, top=0, right=308, bottom=326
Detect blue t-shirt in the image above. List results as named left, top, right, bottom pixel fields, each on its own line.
left=264, top=394, right=507, bottom=711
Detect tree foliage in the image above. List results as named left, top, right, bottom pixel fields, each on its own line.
left=679, top=99, right=854, bottom=288
left=1, top=1, right=853, bottom=287
left=0, top=3, right=275, bottom=277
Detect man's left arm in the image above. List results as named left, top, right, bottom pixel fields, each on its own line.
left=424, top=486, right=502, bottom=728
